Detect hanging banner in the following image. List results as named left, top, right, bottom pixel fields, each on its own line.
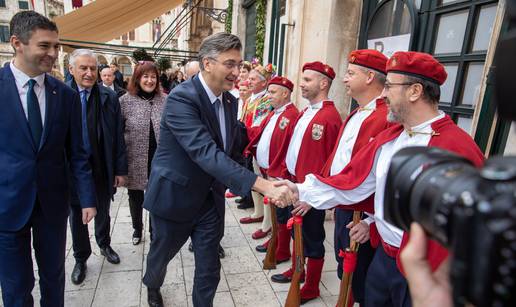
left=367, top=34, right=411, bottom=58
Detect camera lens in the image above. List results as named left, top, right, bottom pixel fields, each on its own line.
left=384, top=147, right=475, bottom=245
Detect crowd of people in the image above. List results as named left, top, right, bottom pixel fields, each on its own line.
left=0, top=9, right=485, bottom=307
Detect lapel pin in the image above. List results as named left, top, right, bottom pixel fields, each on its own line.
left=52, top=90, right=57, bottom=95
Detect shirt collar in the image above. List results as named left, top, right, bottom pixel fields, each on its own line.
left=410, top=111, right=445, bottom=132
left=251, top=89, right=267, bottom=102
left=10, top=61, right=45, bottom=88
left=308, top=101, right=323, bottom=110
left=198, top=72, right=223, bottom=104
left=77, top=84, right=91, bottom=93
left=274, top=102, right=292, bottom=114
left=358, top=97, right=379, bottom=112
left=103, top=83, right=114, bottom=90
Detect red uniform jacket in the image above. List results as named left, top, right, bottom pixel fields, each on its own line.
left=321, top=98, right=393, bottom=213
left=245, top=103, right=299, bottom=177
left=269, top=101, right=341, bottom=182
left=313, top=115, right=485, bottom=274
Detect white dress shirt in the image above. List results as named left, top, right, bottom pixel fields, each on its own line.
left=298, top=112, right=446, bottom=247
left=10, top=62, right=46, bottom=126
left=330, top=98, right=378, bottom=176
left=256, top=103, right=292, bottom=169
left=103, top=83, right=115, bottom=91
left=199, top=72, right=226, bottom=149
left=285, top=101, right=324, bottom=176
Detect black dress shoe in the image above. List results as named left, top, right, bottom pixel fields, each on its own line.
left=237, top=197, right=254, bottom=209
left=255, top=244, right=267, bottom=253
left=188, top=242, right=194, bottom=252
left=71, top=262, right=87, bottom=285
left=132, top=230, right=142, bottom=245
left=147, top=287, right=164, bottom=307
left=218, top=245, right=225, bottom=259
left=235, top=197, right=245, bottom=203
left=271, top=273, right=292, bottom=283
left=100, top=246, right=120, bottom=264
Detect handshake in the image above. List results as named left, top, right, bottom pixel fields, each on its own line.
left=253, top=178, right=313, bottom=216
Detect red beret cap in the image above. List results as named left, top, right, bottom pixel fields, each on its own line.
left=386, top=51, right=447, bottom=85
left=302, top=61, right=336, bottom=80
left=348, top=49, right=388, bottom=74
left=268, top=76, right=294, bottom=92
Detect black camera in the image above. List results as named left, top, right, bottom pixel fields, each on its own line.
left=384, top=146, right=516, bottom=307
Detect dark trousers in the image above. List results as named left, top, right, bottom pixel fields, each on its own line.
left=288, top=206, right=326, bottom=258
left=143, top=205, right=222, bottom=307
left=364, top=245, right=412, bottom=307
left=127, top=189, right=152, bottom=236
left=334, top=209, right=375, bottom=303
left=69, top=191, right=111, bottom=263
left=0, top=201, right=67, bottom=307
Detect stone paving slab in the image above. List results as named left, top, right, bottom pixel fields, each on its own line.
left=1, top=189, right=343, bottom=307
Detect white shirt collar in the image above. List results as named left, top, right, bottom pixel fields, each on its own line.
left=198, top=72, right=223, bottom=104
left=76, top=84, right=91, bottom=93
left=358, top=97, right=379, bottom=112
left=103, top=83, right=114, bottom=90
left=251, top=89, right=267, bottom=102
left=409, top=111, right=445, bottom=132
left=10, top=61, right=45, bottom=88
left=274, top=102, right=292, bottom=114
left=308, top=101, right=324, bottom=110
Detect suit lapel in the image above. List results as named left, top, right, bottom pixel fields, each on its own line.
left=222, top=92, right=234, bottom=152
left=40, top=75, right=59, bottom=151
left=192, top=76, right=224, bottom=148
left=1, top=64, right=36, bottom=152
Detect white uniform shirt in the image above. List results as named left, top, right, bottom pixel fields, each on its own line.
left=298, top=112, right=445, bottom=247
left=285, top=101, right=324, bottom=176
left=256, top=103, right=292, bottom=169
left=10, top=62, right=46, bottom=126
left=330, top=98, right=378, bottom=176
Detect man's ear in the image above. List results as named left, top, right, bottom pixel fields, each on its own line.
left=10, top=35, right=23, bottom=54
left=408, top=83, right=424, bottom=102
left=203, top=58, right=212, bottom=73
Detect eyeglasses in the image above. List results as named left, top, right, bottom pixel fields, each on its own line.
left=384, top=82, right=417, bottom=90
left=209, top=58, right=242, bottom=70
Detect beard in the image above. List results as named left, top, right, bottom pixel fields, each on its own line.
left=387, top=101, right=408, bottom=124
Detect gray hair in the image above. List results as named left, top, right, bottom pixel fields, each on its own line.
left=69, top=49, right=97, bottom=67
left=357, top=66, right=386, bottom=85
left=184, top=60, right=200, bottom=79
left=198, top=33, right=242, bottom=70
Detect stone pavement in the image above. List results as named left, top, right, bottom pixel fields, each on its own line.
left=2, top=189, right=342, bottom=307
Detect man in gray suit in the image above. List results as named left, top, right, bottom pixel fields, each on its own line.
left=142, top=33, right=294, bottom=307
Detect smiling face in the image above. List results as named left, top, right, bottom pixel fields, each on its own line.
left=202, top=48, right=242, bottom=94
left=70, top=55, right=98, bottom=89
left=248, top=70, right=267, bottom=94
left=11, top=29, right=59, bottom=76
left=139, top=71, right=158, bottom=93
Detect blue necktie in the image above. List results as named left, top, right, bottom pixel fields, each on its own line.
left=80, top=90, right=91, bottom=155
left=27, top=79, right=43, bottom=147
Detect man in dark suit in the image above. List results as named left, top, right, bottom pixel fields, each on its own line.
left=142, top=33, right=295, bottom=307
left=99, top=65, right=126, bottom=97
left=67, top=49, right=128, bottom=285
left=110, top=62, right=125, bottom=89
left=0, top=11, right=97, bottom=307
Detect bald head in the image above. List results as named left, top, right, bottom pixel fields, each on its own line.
left=184, top=61, right=200, bottom=79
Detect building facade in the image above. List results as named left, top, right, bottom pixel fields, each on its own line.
left=231, top=0, right=515, bottom=156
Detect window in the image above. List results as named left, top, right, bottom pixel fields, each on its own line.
left=426, top=1, right=498, bottom=133
left=0, top=0, right=6, bottom=8
left=19, top=1, right=29, bottom=9
left=0, top=25, right=9, bottom=43
left=129, top=30, right=135, bottom=41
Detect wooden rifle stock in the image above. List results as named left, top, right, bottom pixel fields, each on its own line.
left=285, top=216, right=304, bottom=307
left=263, top=197, right=278, bottom=269
left=336, top=211, right=362, bottom=307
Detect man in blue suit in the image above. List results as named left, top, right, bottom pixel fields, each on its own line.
left=0, top=11, right=97, bottom=307
left=142, top=33, right=295, bottom=307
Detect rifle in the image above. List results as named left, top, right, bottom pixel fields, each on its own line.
left=285, top=215, right=304, bottom=307
left=336, top=211, right=362, bottom=307
left=263, top=197, right=278, bottom=269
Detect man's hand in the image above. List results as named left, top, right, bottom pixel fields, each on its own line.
left=291, top=201, right=312, bottom=216
left=271, top=180, right=299, bottom=207
left=347, top=220, right=370, bottom=243
left=82, top=207, right=97, bottom=225
left=401, top=223, right=452, bottom=307
left=252, top=177, right=297, bottom=207
left=113, top=175, right=127, bottom=187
